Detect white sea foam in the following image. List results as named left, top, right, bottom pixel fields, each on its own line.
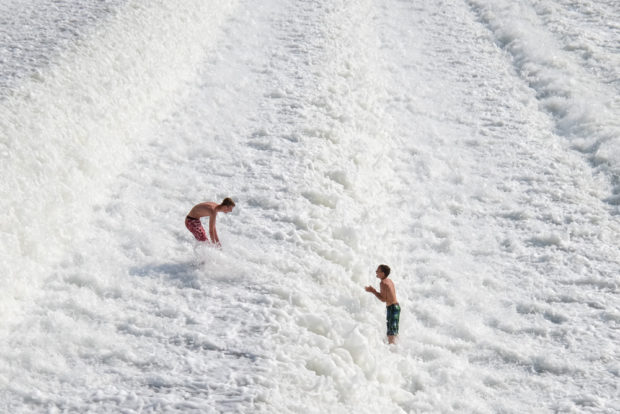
left=0, top=0, right=130, bottom=92
left=0, top=0, right=238, bottom=320
left=468, top=0, right=620, bottom=196
left=1, top=0, right=619, bottom=413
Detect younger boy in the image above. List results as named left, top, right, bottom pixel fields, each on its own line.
left=365, top=264, right=400, bottom=344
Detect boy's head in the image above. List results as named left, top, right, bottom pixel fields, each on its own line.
left=376, top=264, right=391, bottom=279
left=220, top=197, right=236, bottom=213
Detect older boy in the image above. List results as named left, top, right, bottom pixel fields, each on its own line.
left=365, top=264, right=400, bottom=344
left=185, top=198, right=235, bottom=246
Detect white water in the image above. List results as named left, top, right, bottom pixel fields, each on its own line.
left=1, top=0, right=618, bottom=412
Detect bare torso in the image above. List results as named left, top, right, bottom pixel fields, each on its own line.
left=187, top=202, right=218, bottom=219
left=381, top=278, right=398, bottom=306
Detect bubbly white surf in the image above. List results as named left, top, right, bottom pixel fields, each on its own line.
left=1, top=0, right=618, bottom=412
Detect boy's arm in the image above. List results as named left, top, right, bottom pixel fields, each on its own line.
left=365, top=284, right=387, bottom=302
left=208, top=214, right=217, bottom=244
left=377, top=283, right=388, bottom=302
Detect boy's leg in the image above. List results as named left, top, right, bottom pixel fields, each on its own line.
left=386, top=304, right=401, bottom=344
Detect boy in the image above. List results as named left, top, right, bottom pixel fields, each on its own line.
left=185, top=198, right=235, bottom=246
left=365, top=264, right=400, bottom=344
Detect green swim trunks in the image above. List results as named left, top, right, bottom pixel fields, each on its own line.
left=386, top=303, right=401, bottom=336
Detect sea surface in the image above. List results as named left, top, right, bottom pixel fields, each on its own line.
left=1, top=0, right=618, bottom=412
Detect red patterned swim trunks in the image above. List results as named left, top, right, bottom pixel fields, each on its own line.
left=185, top=216, right=207, bottom=241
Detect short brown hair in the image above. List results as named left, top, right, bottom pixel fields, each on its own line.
left=221, top=197, right=235, bottom=207
left=378, top=264, right=391, bottom=277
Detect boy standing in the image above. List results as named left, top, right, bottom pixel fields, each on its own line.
left=185, top=198, right=235, bottom=246
left=365, top=264, right=400, bottom=344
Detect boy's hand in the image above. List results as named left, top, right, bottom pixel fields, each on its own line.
left=365, top=286, right=376, bottom=293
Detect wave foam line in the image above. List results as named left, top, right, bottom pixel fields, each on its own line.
left=467, top=0, right=620, bottom=203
